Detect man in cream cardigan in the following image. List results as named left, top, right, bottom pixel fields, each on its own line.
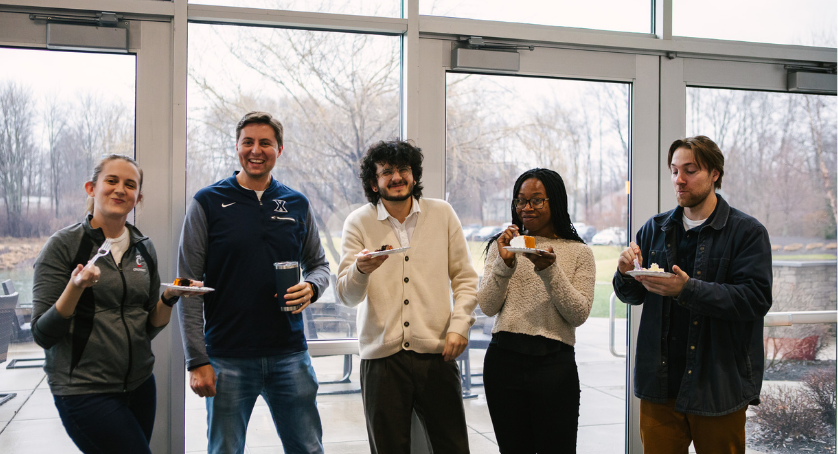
left=337, top=140, right=478, bottom=454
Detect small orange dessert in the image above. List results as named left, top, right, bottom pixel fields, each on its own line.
left=375, top=245, right=394, bottom=252
left=173, top=277, right=191, bottom=287
left=510, top=235, right=535, bottom=249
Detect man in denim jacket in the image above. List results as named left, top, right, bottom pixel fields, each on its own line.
left=613, top=136, right=772, bottom=454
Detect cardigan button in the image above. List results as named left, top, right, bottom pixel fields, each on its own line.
left=404, top=299, right=409, bottom=305
left=404, top=277, right=409, bottom=283
left=405, top=256, right=409, bottom=261
left=404, top=342, right=409, bottom=348
left=404, top=321, right=409, bottom=327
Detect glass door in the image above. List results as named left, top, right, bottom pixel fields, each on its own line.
left=416, top=38, right=661, bottom=453
left=0, top=9, right=177, bottom=454
left=658, top=55, right=837, bottom=454
left=445, top=72, right=631, bottom=452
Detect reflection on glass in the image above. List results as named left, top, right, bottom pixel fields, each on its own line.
left=189, top=0, right=400, bottom=17
left=674, top=0, right=837, bottom=47
left=421, top=0, right=651, bottom=33
left=688, top=88, right=837, bottom=452
left=187, top=24, right=400, bottom=345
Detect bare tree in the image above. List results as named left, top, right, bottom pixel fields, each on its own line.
left=0, top=82, right=36, bottom=236
left=44, top=94, right=68, bottom=217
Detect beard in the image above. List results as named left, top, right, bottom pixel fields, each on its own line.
left=380, top=181, right=414, bottom=202
left=676, top=184, right=714, bottom=208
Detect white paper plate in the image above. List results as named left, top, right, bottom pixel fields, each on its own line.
left=161, top=284, right=215, bottom=293
left=355, top=246, right=411, bottom=258
left=504, top=246, right=550, bottom=254
left=626, top=270, right=674, bottom=277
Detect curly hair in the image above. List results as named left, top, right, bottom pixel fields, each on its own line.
left=485, top=168, right=583, bottom=255
left=359, top=140, right=424, bottom=205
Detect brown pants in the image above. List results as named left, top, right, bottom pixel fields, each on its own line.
left=639, top=399, right=746, bottom=454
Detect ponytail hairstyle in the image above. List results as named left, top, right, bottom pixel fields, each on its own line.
left=85, top=154, right=144, bottom=216
left=485, top=168, right=584, bottom=256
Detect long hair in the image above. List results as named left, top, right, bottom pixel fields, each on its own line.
left=359, top=140, right=424, bottom=205
left=84, top=154, right=143, bottom=216
left=484, top=168, right=584, bottom=256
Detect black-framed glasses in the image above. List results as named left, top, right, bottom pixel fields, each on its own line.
left=513, top=197, right=549, bottom=209
left=377, top=166, right=412, bottom=179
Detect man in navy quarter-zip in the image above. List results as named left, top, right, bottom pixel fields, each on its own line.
left=177, top=111, right=330, bottom=454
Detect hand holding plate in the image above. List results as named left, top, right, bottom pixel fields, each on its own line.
left=524, top=246, right=555, bottom=271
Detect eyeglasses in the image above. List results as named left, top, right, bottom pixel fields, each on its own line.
left=377, top=166, right=412, bottom=179
left=513, top=197, right=549, bottom=210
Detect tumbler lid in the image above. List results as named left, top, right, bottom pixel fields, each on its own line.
left=274, top=261, right=299, bottom=269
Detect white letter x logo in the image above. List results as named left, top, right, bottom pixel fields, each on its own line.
left=273, top=199, right=287, bottom=213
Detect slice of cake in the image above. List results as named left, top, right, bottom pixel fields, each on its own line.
left=510, top=235, right=535, bottom=249
left=173, top=277, right=191, bottom=287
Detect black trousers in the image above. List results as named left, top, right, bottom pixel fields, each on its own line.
left=360, top=349, right=470, bottom=454
left=53, top=375, right=156, bottom=454
left=483, top=344, right=581, bottom=454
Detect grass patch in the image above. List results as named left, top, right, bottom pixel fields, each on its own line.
left=591, top=283, right=626, bottom=319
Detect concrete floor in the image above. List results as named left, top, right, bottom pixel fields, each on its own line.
left=0, top=317, right=629, bottom=453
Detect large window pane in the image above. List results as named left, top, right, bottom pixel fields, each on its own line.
left=447, top=72, right=630, bottom=452
left=687, top=87, right=837, bottom=453
left=422, top=0, right=651, bottom=33
left=189, top=0, right=400, bottom=17
left=674, top=0, right=837, bottom=47
left=0, top=47, right=135, bottom=452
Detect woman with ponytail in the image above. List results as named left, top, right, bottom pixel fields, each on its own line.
left=31, top=154, right=199, bottom=454
left=478, top=168, right=596, bottom=453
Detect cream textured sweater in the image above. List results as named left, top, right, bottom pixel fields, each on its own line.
left=478, top=237, right=596, bottom=346
left=337, top=198, right=478, bottom=360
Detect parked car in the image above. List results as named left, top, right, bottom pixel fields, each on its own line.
left=473, top=225, right=504, bottom=242
left=573, top=223, right=597, bottom=243
left=462, top=224, right=482, bottom=241
left=591, top=227, right=627, bottom=246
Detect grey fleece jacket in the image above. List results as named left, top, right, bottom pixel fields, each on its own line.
left=32, top=218, right=164, bottom=395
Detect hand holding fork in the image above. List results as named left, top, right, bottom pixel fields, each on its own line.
left=72, top=239, right=111, bottom=288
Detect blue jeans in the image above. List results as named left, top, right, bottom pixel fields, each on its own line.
left=53, top=375, right=156, bottom=454
left=207, top=351, right=323, bottom=454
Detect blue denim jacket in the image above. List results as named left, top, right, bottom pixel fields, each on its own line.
left=613, top=194, right=773, bottom=416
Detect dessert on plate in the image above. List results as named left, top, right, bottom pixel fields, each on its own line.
left=510, top=235, right=535, bottom=249
left=173, top=277, right=191, bottom=287
left=644, top=263, right=666, bottom=273
left=376, top=245, right=394, bottom=252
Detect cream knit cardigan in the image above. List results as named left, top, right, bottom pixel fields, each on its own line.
left=478, top=237, right=596, bottom=346
left=337, top=198, right=478, bottom=360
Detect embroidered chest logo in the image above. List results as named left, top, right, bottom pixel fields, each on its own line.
left=273, top=199, right=288, bottom=213
left=132, top=254, right=148, bottom=272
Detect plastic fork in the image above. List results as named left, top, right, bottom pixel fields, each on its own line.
left=88, top=239, right=113, bottom=266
